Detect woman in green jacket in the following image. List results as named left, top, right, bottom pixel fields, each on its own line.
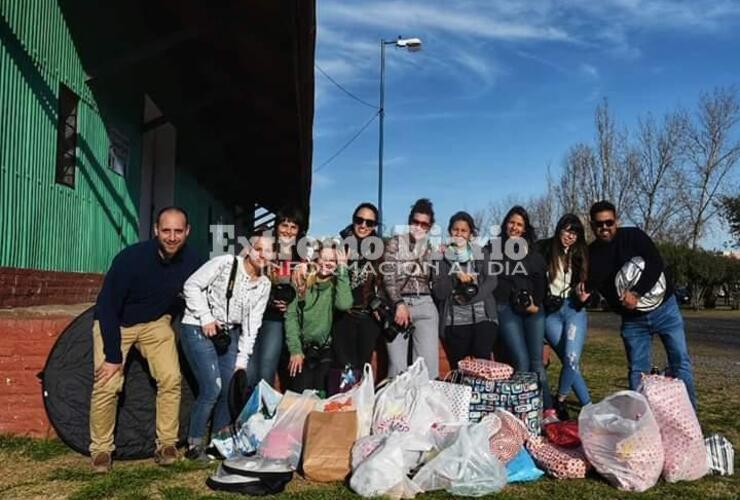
left=284, top=245, right=353, bottom=393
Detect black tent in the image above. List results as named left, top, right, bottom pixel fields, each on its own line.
left=40, top=307, right=196, bottom=459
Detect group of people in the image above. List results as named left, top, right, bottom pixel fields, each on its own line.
left=87, top=199, right=698, bottom=473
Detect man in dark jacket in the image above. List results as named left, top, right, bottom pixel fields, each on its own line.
left=90, top=207, right=203, bottom=473
left=581, top=200, right=697, bottom=409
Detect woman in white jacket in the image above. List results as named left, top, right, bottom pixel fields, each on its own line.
left=180, top=234, right=272, bottom=460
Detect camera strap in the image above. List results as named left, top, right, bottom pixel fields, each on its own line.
left=224, top=256, right=239, bottom=327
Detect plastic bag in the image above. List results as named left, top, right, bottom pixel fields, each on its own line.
left=353, top=363, right=375, bottom=438
left=412, top=416, right=507, bottom=497
left=234, top=379, right=282, bottom=454
left=258, top=390, right=320, bottom=468
left=705, top=433, right=734, bottom=476
left=544, top=420, right=581, bottom=448
left=373, top=358, right=429, bottom=434
left=506, top=449, right=544, bottom=483
left=579, top=391, right=664, bottom=492
left=349, top=431, right=423, bottom=499
left=639, top=374, right=708, bottom=482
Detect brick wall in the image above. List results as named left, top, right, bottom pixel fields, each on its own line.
left=0, top=267, right=103, bottom=308
left=0, top=312, right=78, bottom=437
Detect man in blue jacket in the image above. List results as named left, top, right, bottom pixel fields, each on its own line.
left=90, top=207, right=203, bottom=473
left=582, top=200, right=697, bottom=410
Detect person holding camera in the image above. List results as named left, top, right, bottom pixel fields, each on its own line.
left=382, top=198, right=440, bottom=378
left=181, top=233, right=273, bottom=461
left=538, top=214, right=591, bottom=420
left=432, top=212, right=498, bottom=370
left=89, top=207, right=203, bottom=473
left=492, top=206, right=553, bottom=414
left=331, top=202, right=383, bottom=391
left=285, top=245, right=353, bottom=393
left=245, top=207, right=304, bottom=390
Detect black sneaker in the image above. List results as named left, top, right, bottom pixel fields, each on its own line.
left=185, top=445, right=209, bottom=463
left=555, top=400, right=570, bottom=421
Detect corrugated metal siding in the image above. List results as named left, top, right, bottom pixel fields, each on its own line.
left=0, top=1, right=141, bottom=272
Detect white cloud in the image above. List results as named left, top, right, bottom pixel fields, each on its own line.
left=579, top=63, right=599, bottom=79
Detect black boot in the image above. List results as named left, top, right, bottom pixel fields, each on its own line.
left=555, top=399, right=570, bottom=421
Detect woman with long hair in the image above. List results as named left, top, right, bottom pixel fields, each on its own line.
left=245, top=207, right=304, bottom=389
left=285, top=245, right=353, bottom=394
left=432, top=211, right=498, bottom=369
left=493, top=206, right=553, bottom=416
left=539, top=213, right=591, bottom=419
left=181, top=233, right=273, bottom=460
left=331, top=202, right=383, bottom=391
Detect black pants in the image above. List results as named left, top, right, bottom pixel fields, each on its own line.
left=444, top=321, right=498, bottom=370
left=332, top=311, right=381, bottom=369
left=288, top=358, right=331, bottom=394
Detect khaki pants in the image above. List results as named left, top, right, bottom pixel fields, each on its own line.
left=89, top=315, right=181, bottom=455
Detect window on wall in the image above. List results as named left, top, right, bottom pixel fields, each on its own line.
left=55, top=84, right=79, bottom=187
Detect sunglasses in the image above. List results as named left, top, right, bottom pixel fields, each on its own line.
left=591, top=219, right=616, bottom=229
left=353, top=216, right=378, bottom=228
left=411, top=219, right=432, bottom=230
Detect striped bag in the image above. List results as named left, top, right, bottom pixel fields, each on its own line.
left=705, top=434, right=734, bottom=476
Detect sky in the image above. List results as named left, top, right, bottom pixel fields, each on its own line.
left=308, top=0, right=740, bottom=247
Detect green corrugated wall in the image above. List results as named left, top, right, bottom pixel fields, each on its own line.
left=0, top=0, right=140, bottom=272
left=1, top=1, right=236, bottom=271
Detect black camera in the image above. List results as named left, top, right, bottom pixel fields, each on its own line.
left=453, top=282, right=479, bottom=305
left=210, top=328, right=231, bottom=354
left=511, top=289, right=533, bottom=314
left=368, top=296, right=415, bottom=342
left=543, top=292, right=564, bottom=315
left=270, top=283, right=296, bottom=305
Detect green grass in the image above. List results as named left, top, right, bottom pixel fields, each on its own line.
left=0, top=434, right=70, bottom=461
left=1, top=315, right=738, bottom=499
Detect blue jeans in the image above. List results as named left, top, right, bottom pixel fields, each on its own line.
left=245, top=319, right=284, bottom=388
left=179, top=323, right=240, bottom=444
left=620, top=295, right=697, bottom=409
left=545, top=299, right=590, bottom=405
left=497, top=304, right=552, bottom=409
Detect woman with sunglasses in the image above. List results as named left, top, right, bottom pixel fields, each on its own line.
left=492, top=206, right=553, bottom=417
left=181, top=233, right=273, bottom=460
left=330, top=203, right=383, bottom=392
left=245, top=207, right=304, bottom=390
left=432, top=211, right=498, bottom=369
left=382, top=198, right=439, bottom=378
left=538, top=214, right=591, bottom=420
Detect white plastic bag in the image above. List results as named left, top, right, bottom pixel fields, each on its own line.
left=350, top=431, right=423, bottom=499
left=258, top=390, right=320, bottom=468
left=639, top=375, right=708, bottom=482
left=353, top=363, right=375, bottom=438
left=373, top=358, right=429, bottom=434
left=234, top=380, right=282, bottom=454
left=412, top=415, right=507, bottom=497
left=579, top=391, right=664, bottom=492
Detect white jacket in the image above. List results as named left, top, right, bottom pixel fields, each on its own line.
left=183, top=255, right=271, bottom=369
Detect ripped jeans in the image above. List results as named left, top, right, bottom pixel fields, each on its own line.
left=179, top=323, right=240, bottom=445
left=545, top=299, right=590, bottom=405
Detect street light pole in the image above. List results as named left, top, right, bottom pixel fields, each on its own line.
left=377, top=37, right=422, bottom=234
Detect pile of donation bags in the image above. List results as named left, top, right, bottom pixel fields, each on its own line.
left=206, top=358, right=731, bottom=497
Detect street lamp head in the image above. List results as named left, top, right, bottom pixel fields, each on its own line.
left=396, top=37, right=422, bottom=51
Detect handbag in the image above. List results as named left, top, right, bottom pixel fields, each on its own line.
left=430, top=379, right=472, bottom=423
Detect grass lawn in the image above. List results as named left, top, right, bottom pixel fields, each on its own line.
left=1, top=310, right=738, bottom=499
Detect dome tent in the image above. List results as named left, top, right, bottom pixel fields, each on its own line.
left=40, top=307, right=195, bottom=459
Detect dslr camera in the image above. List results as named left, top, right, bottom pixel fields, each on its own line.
left=453, top=282, right=479, bottom=305
left=511, top=288, right=533, bottom=314
left=368, top=296, right=415, bottom=343
left=270, top=282, right=296, bottom=305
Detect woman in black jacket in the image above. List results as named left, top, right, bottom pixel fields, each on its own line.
left=493, top=206, right=553, bottom=414
left=330, top=203, right=383, bottom=391
left=433, top=211, right=498, bottom=369
left=539, top=213, right=591, bottom=419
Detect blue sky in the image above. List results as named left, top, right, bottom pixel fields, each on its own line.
left=309, top=0, right=740, bottom=246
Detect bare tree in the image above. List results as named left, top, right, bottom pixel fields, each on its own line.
left=632, top=111, right=689, bottom=242
left=683, top=87, right=740, bottom=249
